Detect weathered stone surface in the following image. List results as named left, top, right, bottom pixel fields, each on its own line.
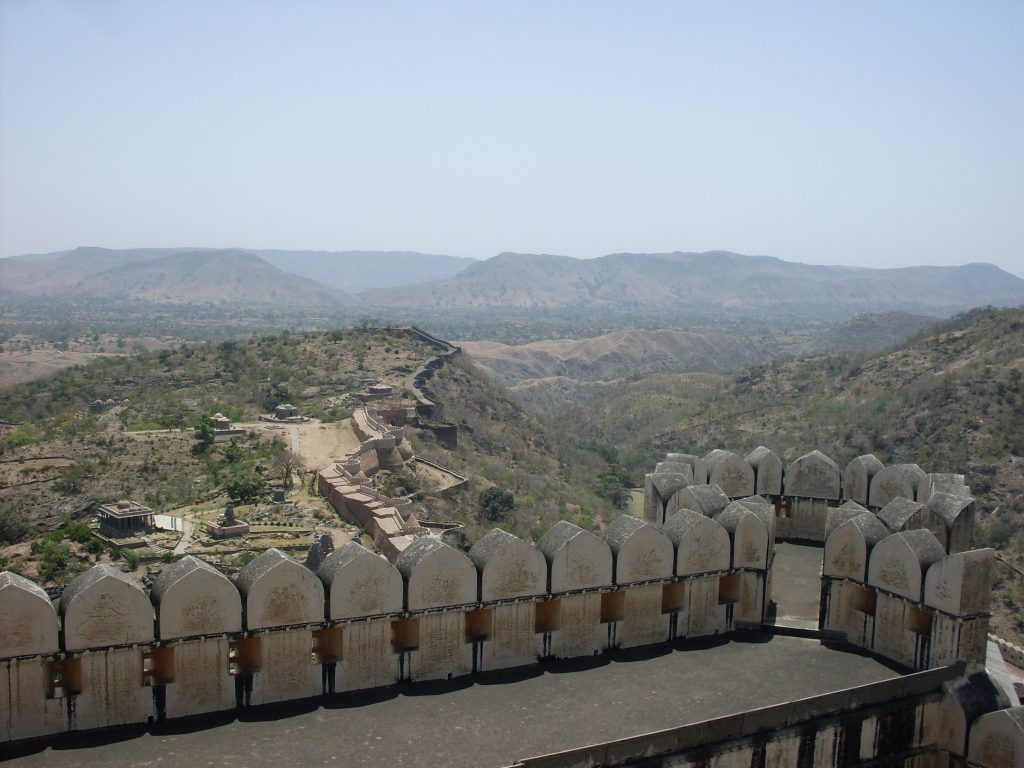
left=407, top=611, right=472, bottom=681
left=785, top=450, right=841, bottom=500
left=468, top=528, right=546, bottom=602
left=0, top=657, right=65, bottom=742
left=936, top=672, right=1012, bottom=757
left=703, top=450, right=755, bottom=498
left=319, top=542, right=403, bottom=620
left=869, top=463, right=926, bottom=508
left=842, top=454, right=884, bottom=506
left=919, top=472, right=970, bottom=503
left=537, top=521, right=613, bottom=594
left=549, top=592, right=604, bottom=658
left=867, top=530, right=946, bottom=601
left=664, top=453, right=708, bottom=485
left=715, top=502, right=770, bottom=570
left=662, top=510, right=731, bottom=575
left=61, top=564, right=154, bottom=650
left=250, top=629, right=321, bottom=705
left=67, top=648, right=149, bottom=732
left=164, top=637, right=235, bottom=719
left=823, top=513, right=889, bottom=581
left=924, top=548, right=994, bottom=616
left=396, top=538, right=477, bottom=611
left=967, top=706, right=1024, bottom=768
left=825, top=501, right=871, bottom=538
left=0, top=572, right=59, bottom=658
left=645, top=470, right=693, bottom=524
left=877, top=496, right=948, bottom=551
left=675, top=484, right=731, bottom=518
left=481, top=602, right=541, bottom=671
left=617, top=584, right=670, bottom=649
left=603, top=515, right=673, bottom=585
left=236, top=548, right=324, bottom=629
left=745, top=446, right=783, bottom=497
left=152, top=556, right=242, bottom=639
left=928, top=492, right=976, bottom=554
left=338, top=619, right=398, bottom=692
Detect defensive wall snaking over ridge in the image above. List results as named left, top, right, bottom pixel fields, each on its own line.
left=2, top=444, right=1022, bottom=767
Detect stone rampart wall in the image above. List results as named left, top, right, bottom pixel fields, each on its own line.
left=0, top=513, right=769, bottom=743
left=646, top=447, right=974, bottom=551
left=820, top=521, right=994, bottom=672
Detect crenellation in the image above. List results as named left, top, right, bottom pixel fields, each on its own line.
left=0, top=444, right=1015, bottom=762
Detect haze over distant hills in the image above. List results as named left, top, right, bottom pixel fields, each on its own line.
left=0, top=248, right=358, bottom=307
left=256, top=250, right=475, bottom=293
left=361, top=251, right=1024, bottom=313
left=2, top=247, right=1021, bottom=317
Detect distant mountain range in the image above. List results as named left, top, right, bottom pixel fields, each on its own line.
left=361, top=251, right=1024, bottom=313
left=2, top=247, right=1021, bottom=315
left=0, top=247, right=470, bottom=307
left=255, top=250, right=475, bottom=293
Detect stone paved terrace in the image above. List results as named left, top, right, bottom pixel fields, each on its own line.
left=6, top=634, right=901, bottom=768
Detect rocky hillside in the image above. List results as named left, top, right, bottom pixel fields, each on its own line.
left=407, top=354, right=620, bottom=543
left=461, top=328, right=771, bottom=414
left=361, top=250, right=1024, bottom=314
left=556, top=306, right=1024, bottom=641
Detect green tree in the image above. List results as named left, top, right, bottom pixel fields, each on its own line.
left=221, top=438, right=244, bottom=464
left=479, top=486, right=515, bottom=521
left=36, top=540, right=71, bottom=581
left=0, top=505, right=30, bottom=544
left=192, top=414, right=216, bottom=454
left=225, top=471, right=267, bottom=503
left=54, top=463, right=90, bottom=495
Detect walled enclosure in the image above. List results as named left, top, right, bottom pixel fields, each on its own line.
left=2, top=443, right=1019, bottom=768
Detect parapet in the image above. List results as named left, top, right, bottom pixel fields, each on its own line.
left=785, top=449, right=841, bottom=500
left=61, top=564, right=154, bottom=650
left=702, top=449, right=755, bottom=498
left=823, top=512, right=889, bottom=580
left=602, top=515, right=673, bottom=585
left=867, top=529, right=947, bottom=602
left=395, top=537, right=476, bottom=611
left=236, top=548, right=324, bottom=629
left=317, top=541, right=403, bottom=619
left=744, top=446, right=782, bottom=497
left=674, top=484, right=730, bottom=518
left=537, top=520, right=613, bottom=594
left=468, top=528, right=547, bottom=602
left=152, top=555, right=242, bottom=639
left=842, top=454, right=884, bottom=506
left=0, top=571, right=60, bottom=657
left=661, top=510, right=731, bottom=576
left=870, top=463, right=927, bottom=507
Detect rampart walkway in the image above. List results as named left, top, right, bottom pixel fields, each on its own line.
left=4, top=634, right=898, bottom=768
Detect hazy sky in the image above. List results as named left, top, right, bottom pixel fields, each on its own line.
left=2, top=1, right=1022, bottom=274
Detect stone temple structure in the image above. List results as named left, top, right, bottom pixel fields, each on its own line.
left=1, top=444, right=1021, bottom=768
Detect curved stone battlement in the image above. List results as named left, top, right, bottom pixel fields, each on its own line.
left=1, top=443, right=1015, bottom=767
left=644, top=445, right=975, bottom=550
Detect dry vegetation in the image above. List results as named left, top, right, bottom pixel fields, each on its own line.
left=557, top=306, right=1024, bottom=643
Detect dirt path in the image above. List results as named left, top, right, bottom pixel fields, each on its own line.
left=233, top=419, right=361, bottom=471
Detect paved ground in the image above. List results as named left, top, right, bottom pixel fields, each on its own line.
left=771, top=542, right=824, bottom=626
left=6, top=634, right=900, bottom=768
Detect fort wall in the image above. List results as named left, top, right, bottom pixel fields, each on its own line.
left=1, top=508, right=774, bottom=744
left=3, top=439, right=1020, bottom=767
